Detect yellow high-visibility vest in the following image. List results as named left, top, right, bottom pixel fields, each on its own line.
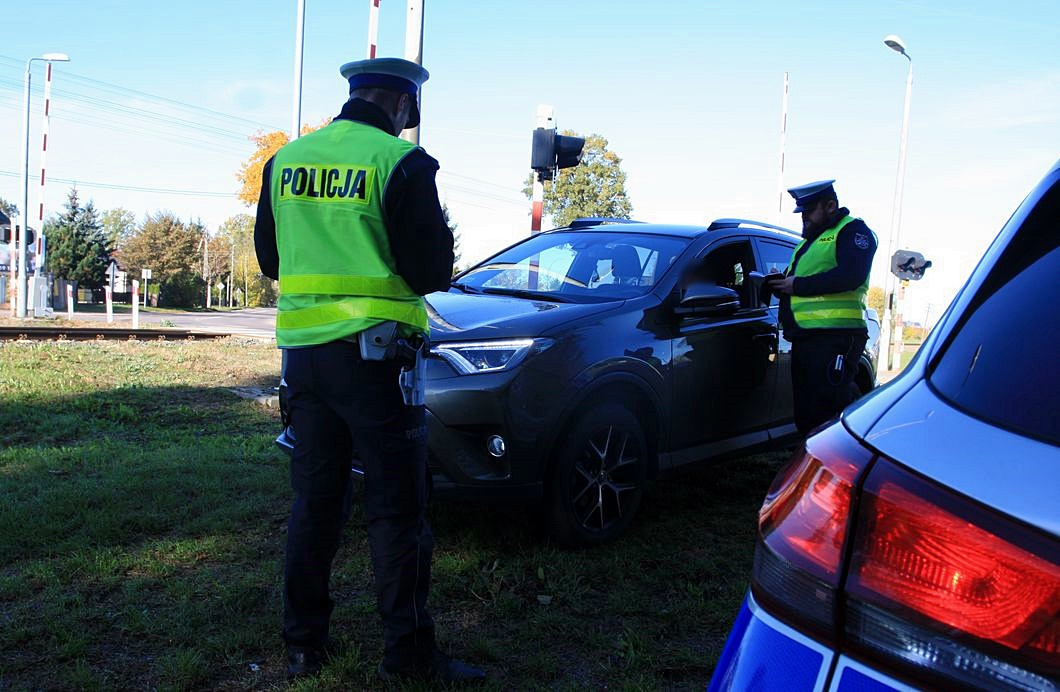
left=270, top=119, right=428, bottom=347
left=788, top=216, right=871, bottom=330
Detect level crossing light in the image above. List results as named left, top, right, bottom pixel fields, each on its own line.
left=18, top=52, right=69, bottom=318
left=881, top=35, right=912, bottom=372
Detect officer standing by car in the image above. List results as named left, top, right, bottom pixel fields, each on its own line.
left=253, top=56, right=484, bottom=684
left=765, top=180, right=878, bottom=436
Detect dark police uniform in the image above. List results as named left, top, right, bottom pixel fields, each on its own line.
left=253, top=58, right=478, bottom=682
left=776, top=180, right=878, bottom=436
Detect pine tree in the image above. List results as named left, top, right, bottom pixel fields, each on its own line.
left=442, top=203, right=462, bottom=274
left=44, top=188, right=112, bottom=288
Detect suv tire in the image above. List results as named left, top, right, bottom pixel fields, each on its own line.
left=545, top=403, right=647, bottom=546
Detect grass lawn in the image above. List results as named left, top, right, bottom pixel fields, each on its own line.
left=0, top=338, right=786, bottom=690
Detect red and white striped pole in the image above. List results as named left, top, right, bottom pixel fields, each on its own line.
left=367, top=0, right=380, bottom=58
left=35, top=62, right=55, bottom=275
left=776, top=71, right=789, bottom=226
left=530, top=104, right=553, bottom=235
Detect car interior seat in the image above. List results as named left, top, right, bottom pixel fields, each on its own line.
left=610, top=244, right=643, bottom=286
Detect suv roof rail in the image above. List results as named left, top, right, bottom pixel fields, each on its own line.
left=568, top=217, right=645, bottom=228
left=707, top=218, right=795, bottom=234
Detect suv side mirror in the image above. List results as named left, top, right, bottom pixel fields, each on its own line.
left=675, top=281, right=740, bottom=317
left=746, top=271, right=769, bottom=307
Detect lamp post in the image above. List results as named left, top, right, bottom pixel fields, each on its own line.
left=18, top=52, right=69, bottom=318
left=881, top=34, right=912, bottom=372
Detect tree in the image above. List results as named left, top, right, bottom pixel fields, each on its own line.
left=44, top=188, right=112, bottom=288
left=0, top=198, right=17, bottom=218
left=236, top=122, right=326, bottom=206
left=197, top=221, right=232, bottom=307
left=867, top=286, right=885, bottom=317
left=101, top=208, right=137, bottom=251
left=117, top=211, right=204, bottom=307
left=523, top=131, right=633, bottom=227
left=218, top=213, right=275, bottom=307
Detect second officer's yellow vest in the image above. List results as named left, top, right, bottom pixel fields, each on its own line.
left=270, top=119, right=428, bottom=347
left=788, top=216, right=870, bottom=330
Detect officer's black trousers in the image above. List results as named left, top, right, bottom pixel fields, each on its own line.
left=282, top=340, right=435, bottom=663
left=790, top=331, right=868, bottom=436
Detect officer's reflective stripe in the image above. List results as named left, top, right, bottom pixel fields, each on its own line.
left=280, top=274, right=411, bottom=296
left=794, top=316, right=867, bottom=328
left=276, top=164, right=376, bottom=205
left=276, top=298, right=428, bottom=332
left=792, top=295, right=865, bottom=325
left=791, top=297, right=864, bottom=313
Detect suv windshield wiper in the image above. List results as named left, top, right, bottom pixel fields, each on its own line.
left=480, top=287, right=572, bottom=303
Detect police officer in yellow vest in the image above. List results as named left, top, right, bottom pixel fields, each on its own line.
left=765, top=180, right=878, bottom=436
left=254, top=57, right=485, bottom=683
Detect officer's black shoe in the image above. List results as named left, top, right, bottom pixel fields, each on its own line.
left=287, top=649, right=324, bottom=680
left=377, top=648, right=486, bottom=684
left=286, top=640, right=344, bottom=680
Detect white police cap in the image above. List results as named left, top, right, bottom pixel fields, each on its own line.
left=340, top=57, right=428, bottom=128
left=787, top=179, right=837, bottom=213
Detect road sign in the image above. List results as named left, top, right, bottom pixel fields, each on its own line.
left=891, top=250, right=932, bottom=281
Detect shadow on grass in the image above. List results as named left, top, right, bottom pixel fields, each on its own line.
left=0, top=381, right=293, bottom=690
left=0, top=379, right=790, bottom=691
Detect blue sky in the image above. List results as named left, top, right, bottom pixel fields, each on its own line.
left=2, top=0, right=1058, bottom=324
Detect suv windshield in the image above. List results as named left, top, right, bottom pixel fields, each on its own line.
left=455, top=231, right=690, bottom=302
left=929, top=178, right=1059, bottom=446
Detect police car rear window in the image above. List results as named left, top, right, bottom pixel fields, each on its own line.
left=929, top=180, right=1060, bottom=446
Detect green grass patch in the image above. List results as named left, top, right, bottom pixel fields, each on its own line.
left=0, top=338, right=786, bottom=689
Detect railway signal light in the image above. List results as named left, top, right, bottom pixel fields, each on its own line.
left=530, top=127, right=585, bottom=181
left=1, top=225, right=35, bottom=248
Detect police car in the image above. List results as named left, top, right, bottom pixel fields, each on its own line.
left=709, top=161, right=1060, bottom=690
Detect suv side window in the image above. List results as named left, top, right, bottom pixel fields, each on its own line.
left=688, top=240, right=758, bottom=308
left=756, top=240, right=796, bottom=306
left=929, top=178, right=1059, bottom=445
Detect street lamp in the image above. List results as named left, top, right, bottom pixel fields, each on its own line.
left=881, top=34, right=912, bottom=371
left=18, top=52, right=69, bottom=318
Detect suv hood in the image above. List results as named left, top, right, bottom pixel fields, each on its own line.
left=426, top=290, right=615, bottom=341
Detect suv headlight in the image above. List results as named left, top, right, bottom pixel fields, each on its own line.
left=430, top=338, right=553, bottom=375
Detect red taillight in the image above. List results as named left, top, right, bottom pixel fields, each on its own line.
left=856, top=480, right=1060, bottom=650
left=759, top=423, right=871, bottom=579
left=846, top=460, right=1060, bottom=686
left=751, top=422, right=875, bottom=635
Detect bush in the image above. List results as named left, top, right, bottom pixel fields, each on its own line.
left=158, top=271, right=205, bottom=308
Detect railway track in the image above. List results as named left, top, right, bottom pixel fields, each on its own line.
left=0, top=326, right=231, bottom=342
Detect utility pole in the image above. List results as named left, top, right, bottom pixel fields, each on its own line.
left=229, top=240, right=234, bottom=307
left=290, top=0, right=306, bottom=141
left=401, top=0, right=424, bottom=145
left=201, top=231, right=211, bottom=309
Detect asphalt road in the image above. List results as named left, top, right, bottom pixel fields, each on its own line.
left=67, top=307, right=278, bottom=340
